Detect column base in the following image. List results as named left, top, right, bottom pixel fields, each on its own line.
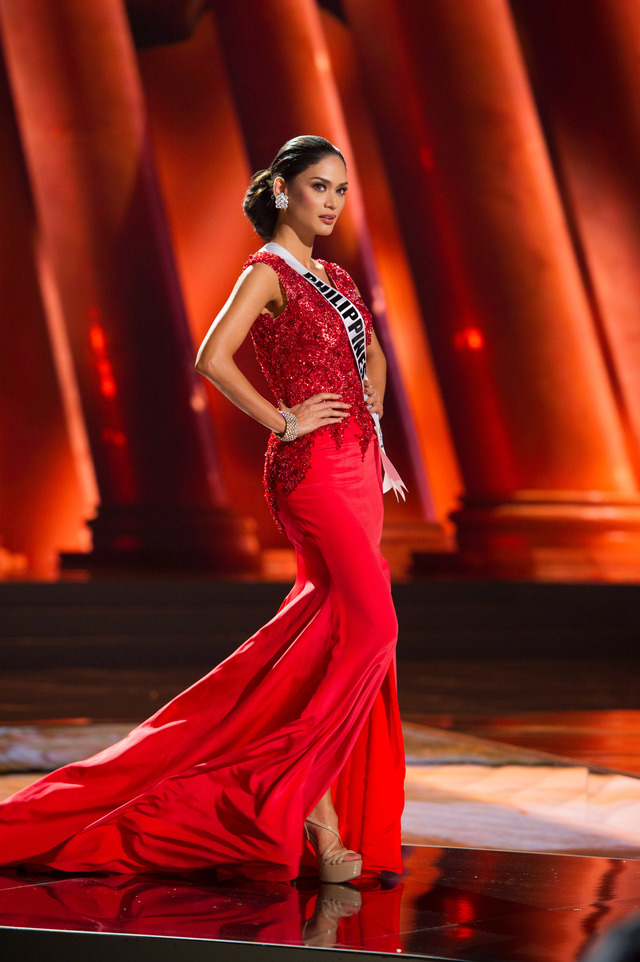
left=416, top=492, right=640, bottom=581
left=61, top=504, right=260, bottom=575
left=381, top=520, right=453, bottom=579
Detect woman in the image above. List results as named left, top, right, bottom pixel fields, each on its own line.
left=0, top=135, right=405, bottom=884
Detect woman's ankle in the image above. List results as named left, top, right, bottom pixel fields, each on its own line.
left=309, top=792, right=338, bottom=829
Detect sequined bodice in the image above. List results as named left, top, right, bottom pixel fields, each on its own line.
left=242, top=249, right=376, bottom=529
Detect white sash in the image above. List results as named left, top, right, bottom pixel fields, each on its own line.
left=260, top=242, right=407, bottom=500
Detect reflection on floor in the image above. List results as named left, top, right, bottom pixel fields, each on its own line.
left=1, top=845, right=639, bottom=961
left=411, top=711, right=640, bottom=776
left=403, top=723, right=640, bottom=860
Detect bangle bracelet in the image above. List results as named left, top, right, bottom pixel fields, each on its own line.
left=278, top=410, right=299, bottom=442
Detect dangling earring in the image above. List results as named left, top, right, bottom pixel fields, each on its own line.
left=275, top=192, right=289, bottom=210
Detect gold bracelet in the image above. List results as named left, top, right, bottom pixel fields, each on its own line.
left=278, top=410, right=299, bottom=442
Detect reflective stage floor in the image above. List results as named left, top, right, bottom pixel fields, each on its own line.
left=2, top=580, right=640, bottom=958
left=1, top=844, right=639, bottom=961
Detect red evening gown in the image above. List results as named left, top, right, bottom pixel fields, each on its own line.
left=0, top=251, right=405, bottom=882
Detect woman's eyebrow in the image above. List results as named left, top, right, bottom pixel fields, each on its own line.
left=311, top=176, right=349, bottom=187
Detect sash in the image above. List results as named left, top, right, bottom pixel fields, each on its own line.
left=261, top=242, right=407, bottom=500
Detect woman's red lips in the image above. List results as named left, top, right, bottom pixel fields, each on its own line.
left=320, top=215, right=335, bottom=222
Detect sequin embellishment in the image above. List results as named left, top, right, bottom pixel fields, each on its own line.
left=243, top=250, right=375, bottom=532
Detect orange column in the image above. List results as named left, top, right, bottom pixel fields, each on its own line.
left=512, top=0, right=640, bottom=476
left=0, top=0, right=257, bottom=571
left=319, top=9, right=463, bottom=543
left=212, top=0, right=456, bottom=551
left=346, top=0, right=640, bottom=578
left=0, top=53, right=87, bottom=576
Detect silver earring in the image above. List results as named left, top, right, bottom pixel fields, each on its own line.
left=275, top=193, right=289, bottom=210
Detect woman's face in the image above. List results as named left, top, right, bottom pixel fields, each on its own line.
left=276, top=154, right=348, bottom=241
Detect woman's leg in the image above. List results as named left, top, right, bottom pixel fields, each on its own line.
left=278, top=430, right=404, bottom=874
left=307, top=788, right=359, bottom=863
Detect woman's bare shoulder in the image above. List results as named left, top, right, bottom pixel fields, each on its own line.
left=238, top=259, right=282, bottom=297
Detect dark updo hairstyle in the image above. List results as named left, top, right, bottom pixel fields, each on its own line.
left=243, top=134, right=346, bottom=241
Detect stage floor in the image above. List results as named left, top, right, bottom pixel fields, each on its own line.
left=2, top=580, right=639, bottom=958
left=1, top=844, right=639, bottom=960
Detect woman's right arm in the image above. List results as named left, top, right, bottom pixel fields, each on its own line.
left=195, top=263, right=288, bottom=434
left=195, top=263, right=350, bottom=437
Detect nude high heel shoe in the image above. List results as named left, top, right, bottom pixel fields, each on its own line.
left=304, top=816, right=363, bottom=883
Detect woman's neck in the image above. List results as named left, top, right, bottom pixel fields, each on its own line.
left=269, top=227, right=315, bottom=270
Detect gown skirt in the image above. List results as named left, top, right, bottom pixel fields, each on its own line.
left=0, top=424, right=405, bottom=882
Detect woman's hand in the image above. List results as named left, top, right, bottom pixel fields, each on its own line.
left=278, top=393, right=351, bottom=438
left=364, top=377, right=383, bottom=418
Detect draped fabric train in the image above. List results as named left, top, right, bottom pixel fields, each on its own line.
left=0, top=425, right=405, bottom=881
